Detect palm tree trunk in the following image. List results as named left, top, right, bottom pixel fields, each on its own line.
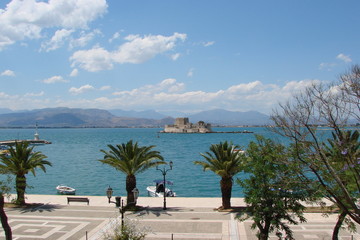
left=0, top=194, right=12, bottom=240
left=126, top=174, right=136, bottom=206
left=220, top=177, right=232, bottom=209
left=15, top=175, right=26, bottom=205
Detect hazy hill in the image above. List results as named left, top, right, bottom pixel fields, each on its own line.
left=0, top=108, right=174, bottom=128
left=188, top=109, right=271, bottom=126
left=109, top=109, right=168, bottom=120
left=0, top=107, right=272, bottom=127
left=0, top=108, right=15, bottom=114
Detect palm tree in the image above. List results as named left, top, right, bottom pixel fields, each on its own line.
left=0, top=142, right=51, bottom=205
left=194, top=141, right=244, bottom=209
left=99, top=140, right=164, bottom=206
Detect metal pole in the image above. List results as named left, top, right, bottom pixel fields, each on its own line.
left=163, top=172, right=167, bottom=210
left=157, top=161, right=173, bottom=210
left=121, top=200, right=124, bottom=231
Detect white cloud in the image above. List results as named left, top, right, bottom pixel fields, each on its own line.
left=203, top=41, right=215, bottom=47
left=100, top=85, right=111, bottom=91
left=0, top=0, right=107, bottom=50
left=109, top=32, right=120, bottom=43
left=70, top=32, right=187, bottom=72
left=0, top=91, right=52, bottom=110
left=282, top=79, right=321, bottom=92
left=187, top=68, right=194, bottom=77
left=69, top=84, right=95, bottom=95
left=96, top=78, right=321, bottom=113
left=336, top=53, right=352, bottom=63
left=69, top=29, right=102, bottom=49
left=0, top=92, right=14, bottom=99
left=70, top=46, right=113, bottom=72
left=24, top=91, right=45, bottom=97
left=171, top=53, right=180, bottom=61
left=319, top=53, right=352, bottom=71
left=40, top=29, right=74, bottom=52
left=0, top=77, right=325, bottom=114
left=42, top=75, right=68, bottom=84
left=319, top=62, right=337, bottom=71
left=1, top=69, right=15, bottom=77
left=69, top=68, right=78, bottom=77
left=114, top=33, right=187, bottom=64
left=227, top=81, right=263, bottom=93
left=113, top=78, right=184, bottom=97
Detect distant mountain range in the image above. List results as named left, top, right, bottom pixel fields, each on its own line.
left=0, top=107, right=271, bottom=128
left=188, top=109, right=271, bottom=126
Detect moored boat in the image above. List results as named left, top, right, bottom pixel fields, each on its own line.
left=147, top=180, right=176, bottom=197
left=56, top=185, right=76, bottom=195
left=0, top=145, right=9, bottom=156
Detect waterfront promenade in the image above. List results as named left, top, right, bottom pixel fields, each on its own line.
left=1, top=194, right=359, bottom=240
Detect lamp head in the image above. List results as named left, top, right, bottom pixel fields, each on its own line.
left=132, top=188, right=139, bottom=200
left=169, top=161, right=173, bottom=169
left=106, top=186, right=113, bottom=203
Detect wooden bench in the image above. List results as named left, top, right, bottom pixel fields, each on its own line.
left=67, top=197, right=89, bottom=205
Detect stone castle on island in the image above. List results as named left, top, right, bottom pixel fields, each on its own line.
left=162, top=117, right=212, bottom=133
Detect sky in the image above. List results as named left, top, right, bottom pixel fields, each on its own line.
left=0, top=0, right=359, bottom=115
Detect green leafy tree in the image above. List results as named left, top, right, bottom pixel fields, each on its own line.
left=270, top=65, right=360, bottom=238
left=0, top=142, right=51, bottom=205
left=194, top=141, right=244, bottom=209
left=237, top=135, right=309, bottom=240
left=100, top=140, right=164, bottom=206
left=0, top=173, right=12, bottom=240
left=322, top=130, right=359, bottom=238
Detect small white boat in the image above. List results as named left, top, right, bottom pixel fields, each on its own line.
left=56, top=185, right=76, bottom=195
left=147, top=180, right=176, bottom=197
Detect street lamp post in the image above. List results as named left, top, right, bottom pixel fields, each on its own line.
left=156, top=161, right=173, bottom=210
left=106, top=186, right=121, bottom=207
left=119, top=199, right=125, bottom=230
left=106, top=186, right=140, bottom=230
left=132, top=188, right=139, bottom=205
left=106, top=186, right=113, bottom=203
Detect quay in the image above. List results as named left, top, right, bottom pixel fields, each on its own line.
left=0, top=125, right=51, bottom=145
left=2, top=194, right=359, bottom=240
left=0, top=139, right=51, bottom=145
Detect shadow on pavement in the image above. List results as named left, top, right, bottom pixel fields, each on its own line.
left=131, top=206, right=218, bottom=217
left=20, top=203, right=63, bottom=213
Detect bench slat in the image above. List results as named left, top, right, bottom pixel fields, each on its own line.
left=67, top=197, right=89, bottom=205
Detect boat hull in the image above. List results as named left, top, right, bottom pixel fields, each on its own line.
left=56, top=185, right=76, bottom=195
left=146, top=186, right=176, bottom=197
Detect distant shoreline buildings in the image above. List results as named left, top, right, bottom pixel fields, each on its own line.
left=162, top=118, right=212, bottom=133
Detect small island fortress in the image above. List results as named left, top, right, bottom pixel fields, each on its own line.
left=162, top=118, right=212, bottom=133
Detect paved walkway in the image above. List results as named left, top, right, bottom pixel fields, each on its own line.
left=0, top=195, right=359, bottom=240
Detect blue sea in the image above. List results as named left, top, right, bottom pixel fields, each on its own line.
left=0, top=127, right=284, bottom=198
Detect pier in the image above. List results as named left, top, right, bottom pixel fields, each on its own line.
left=0, top=139, right=51, bottom=146
left=0, top=124, right=51, bottom=146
